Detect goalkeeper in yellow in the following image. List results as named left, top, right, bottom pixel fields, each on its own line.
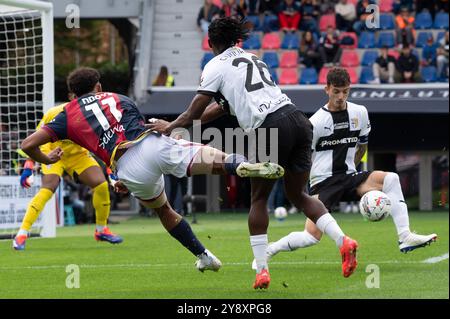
left=13, top=103, right=123, bottom=250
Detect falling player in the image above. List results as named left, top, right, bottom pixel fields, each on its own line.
left=148, top=17, right=359, bottom=289
left=14, top=102, right=122, bottom=250
left=20, top=67, right=284, bottom=272
left=259, top=67, right=437, bottom=264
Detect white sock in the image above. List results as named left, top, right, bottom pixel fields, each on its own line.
left=315, top=213, right=345, bottom=247
left=250, top=234, right=269, bottom=273
left=271, top=231, right=319, bottom=252
left=382, top=172, right=410, bottom=240
left=17, top=229, right=28, bottom=236
left=96, top=225, right=107, bottom=232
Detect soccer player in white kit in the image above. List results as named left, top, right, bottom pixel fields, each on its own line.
left=260, top=68, right=437, bottom=263
left=149, top=18, right=359, bottom=289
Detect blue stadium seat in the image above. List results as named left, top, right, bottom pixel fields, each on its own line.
left=262, top=14, right=279, bottom=32
left=281, top=33, right=299, bottom=49
left=299, top=67, right=318, bottom=84
left=359, top=66, right=375, bottom=84
left=262, top=52, right=279, bottom=68
left=434, top=12, right=449, bottom=29
left=421, top=66, right=438, bottom=82
left=361, top=50, right=379, bottom=66
left=201, top=52, right=214, bottom=70
left=358, top=31, right=376, bottom=48
left=416, top=32, right=433, bottom=48
left=242, top=33, right=261, bottom=49
left=378, top=32, right=396, bottom=48
left=269, top=68, right=278, bottom=84
left=246, top=15, right=261, bottom=31
left=380, top=14, right=395, bottom=30
left=414, top=11, right=433, bottom=29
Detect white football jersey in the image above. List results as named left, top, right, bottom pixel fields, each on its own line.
left=198, top=46, right=292, bottom=131
left=309, top=101, right=371, bottom=187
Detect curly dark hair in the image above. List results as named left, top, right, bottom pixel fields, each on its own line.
left=208, top=17, right=250, bottom=50
left=326, top=67, right=351, bottom=87
left=67, top=67, right=100, bottom=97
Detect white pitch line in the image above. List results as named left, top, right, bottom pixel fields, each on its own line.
left=0, top=256, right=448, bottom=271
left=422, top=253, right=449, bottom=264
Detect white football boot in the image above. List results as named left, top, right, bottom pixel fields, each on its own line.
left=399, top=232, right=438, bottom=253
left=195, top=249, right=222, bottom=272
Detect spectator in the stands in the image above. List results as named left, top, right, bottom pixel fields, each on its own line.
left=277, top=0, right=301, bottom=33
left=299, top=0, right=320, bottom=34
left=220, top=0, right=247, bottom=19
left=318, top=26, right=343, bottom=67
left=335, top=0, right=356, bottom=32
left=437, top=31, right=449, bottom=80
left=436, top=0, right=449, bottom=13
left=396, top=45, right=420, bottom=83
left=353, top=0, right=376, bottom=35
left=422, top=34, right=439, bottom=67
left=395, top=7, right=415, bottom=48
left=416, top=0, right=437, bottom=18
left=152, top=65, right=175, bottom=87
left=371, top=46, right=396, bottom=84
left=197, top=0, right=221, bottom=34
left=259, top=0, right=281, bottom=15
left=299, top=30, right=322, bottom=71
left=392, top=0, right=413, bottom=14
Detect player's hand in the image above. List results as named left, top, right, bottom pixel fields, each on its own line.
left=107, top=170, right=119, bottom=188
left=146, top=118, right=171, bottom=135
left=113, top=180, right=129, bottom=194
left=20, top=168, right=33, bottom=188
left=47, top=147, right=63, bottom=164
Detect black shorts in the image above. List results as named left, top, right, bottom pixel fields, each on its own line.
left=310, top=171, right=371, bottom=211
left=254, top=104, right=313, bottom=172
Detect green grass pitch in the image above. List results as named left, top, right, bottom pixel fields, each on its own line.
left=0, top=212, right=448, bottom=299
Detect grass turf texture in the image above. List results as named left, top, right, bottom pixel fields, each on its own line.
left=0, top=212, right=448, bottom=299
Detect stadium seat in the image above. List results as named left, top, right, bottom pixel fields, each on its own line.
left=359, top=66, right=375, bottom=84
left=202, top=35, right=210, bottom=51
left=421, top=66, right=438, bottom=82
left=201, top=52, right=214, bottom=70
left=262, top=52, right=279, bottom=68
left=318, top=67, right=331, bottom=84
left=378, top=32, right=396, bottom=48
left=380, top=14, right=395, bottom=30
left=279, top=68, right=299, bottom=85
left=262, top=14, right=279, bottom=32
left=280, top=51, right=298, bottom=68
left=436, top=31, right=445, bottom=44
left=299, top=67, right=318, bottom=84
left=379, top=0, right=394, bottom=13
left=361, top=50, right=379, bottom=66
left=246, top=15, right=261, bottom=31
left=340, top=50, right=360, bottom=67
left=242, top=33, right=261, bottom=50
left=281, top=33, right=300, bottom=50
left=345, top=67, right=359, bottom=84
left=416, top=32, right=433, bottom=48
left=414, top=11, right=433, bottom=29
left=269, top=68, right=278, bottom=84
left=434, top=12, right=449, bottom=29
left=358, top=31, right=376, bottom=48
left=319, top=14, right=336, bottom=32
left=339, top=32, right=358, bottom=49
left=262, top=32, right=281, bottom=49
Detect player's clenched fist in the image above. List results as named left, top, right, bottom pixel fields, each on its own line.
left=47, top=147, right=63, bottom=164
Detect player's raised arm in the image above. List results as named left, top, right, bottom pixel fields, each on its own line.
left=21, top=129, right=63, bottom=165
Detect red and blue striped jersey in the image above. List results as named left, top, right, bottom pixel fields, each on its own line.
left=42, top=92, right=147, bottom=166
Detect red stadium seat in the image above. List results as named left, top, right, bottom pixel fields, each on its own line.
left=340, top=50, right=360, bottom=67
left=280, top=51, right=298, bottom=68
left=262, top=32, right=281, bottom=49
left=344, top=67, right=358, bottom=84
left=379, top=0, right=394, bottom=13
left=202, top=35, right=211, bottom=51
left=319, top=14, right=336, bottom=32
left=318, top=67, right=331, bottom=84
left=388, top=49, right=400, bottom=60
left=279, top=68, right=299, bottom=85
left=339, top=32, right=358, bottom=49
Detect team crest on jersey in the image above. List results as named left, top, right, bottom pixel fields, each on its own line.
left=351, top=118, right=358, bottom=129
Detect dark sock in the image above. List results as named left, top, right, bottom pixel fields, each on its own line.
left=224, top=153, right=247, bottom=175
left=168, top=219, right=205, bottom=256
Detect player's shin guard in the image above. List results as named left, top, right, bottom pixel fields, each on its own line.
left=271, top=231, right=319, bottom=252
left=315, top=213, right=345, bottom=247
left=93, top=181, right=110, bottom=228
left=250, top=234, right=269, bottom=273
left=382, top=172, right=410, bottom=238
left=20, top=188, right=53, bottom=232
left=169, top=219, right=206, bottom=256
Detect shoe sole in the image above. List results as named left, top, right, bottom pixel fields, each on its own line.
left=342, top=242, right=358, bottom=278
left=95, top=237, right=123, bottom=244
left=399, top=236, right=437, bottom=253
left=253, top=278, right=270, bottom=289
left=197, top=262, right=222, bottom=273
left=237, top=162, right=284, bottom=179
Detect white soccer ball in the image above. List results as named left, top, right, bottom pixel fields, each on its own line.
left=26, top=174, right=34, bottom=187
left=274, top=206, right=288, bottom=221
left=359, top=190, right=391, bottom=222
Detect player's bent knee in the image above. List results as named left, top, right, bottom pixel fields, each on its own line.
left=140, top=191, right=168, bottom=209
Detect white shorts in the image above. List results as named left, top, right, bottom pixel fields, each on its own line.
left=116, top=134, right=203, bottom=200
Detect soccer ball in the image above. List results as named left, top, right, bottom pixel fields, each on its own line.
left=359, top=190, right=391, bottom=222
left=26, top=174, right=34, bottom=187
left=274, top=206, right=288, bottom=221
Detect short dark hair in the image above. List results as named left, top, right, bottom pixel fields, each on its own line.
left=208, top=17, right=250, bottom=50
left=67, top=67, right=100, bottom=97
left=327, top=67, right=351, bottom=87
